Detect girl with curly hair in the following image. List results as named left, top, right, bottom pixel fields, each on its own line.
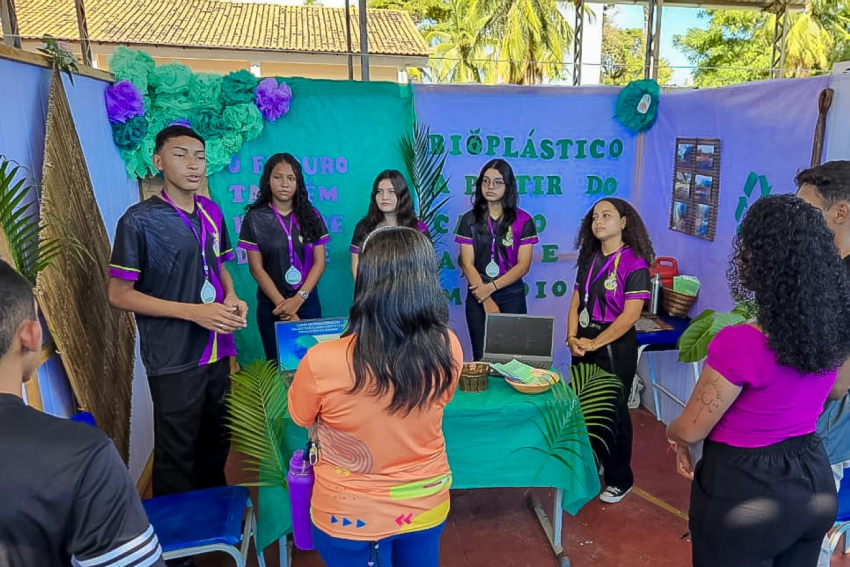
left=567, top=198, right=655, bottom=504
left=454, top=159, right=539, bottom=360
left=238, top=153, right=330, bottom=361
left=668, top=194, right=850, bottom=567
left=349, top=170, right=431, bottom=279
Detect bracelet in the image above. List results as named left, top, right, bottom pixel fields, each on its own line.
left=567, top=335, right=577, bottom=341
left=491, top=281, right=499, bottom=291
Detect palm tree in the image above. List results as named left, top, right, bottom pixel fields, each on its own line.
left=775, top=0, right=850, bottom=77
left=425, top=0, right=494, bottom=83
left=480, top=0, right=574, bottom=84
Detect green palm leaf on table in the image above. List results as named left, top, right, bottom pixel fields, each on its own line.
left=225, top=361, right=290, bottom=489
left=399, top=122, right=451, bottom=250
left=520, top=363, right=622, bottom=479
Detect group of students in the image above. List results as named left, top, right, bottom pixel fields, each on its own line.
left=1, top=119, right=849, bottom=567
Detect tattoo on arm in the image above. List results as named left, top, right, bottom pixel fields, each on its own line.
left=692, top=372, right=725, bottom=424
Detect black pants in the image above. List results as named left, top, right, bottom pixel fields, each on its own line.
left=256, top=290, right=322, bottom=362
left=574, top=324, right=637, bottom=490
left=465, top=280, right=527, bottom=361
left=148, top=358, right=231, bottom=496
left=690, top=434, right=836, bottom=567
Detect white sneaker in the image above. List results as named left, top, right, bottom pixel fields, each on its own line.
left=599, top=485, right=633, bottom=504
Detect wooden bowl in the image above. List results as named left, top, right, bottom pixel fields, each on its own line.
left=460, top=362, right=490, bottom=393
left=505, top=368, right=560, bottom=395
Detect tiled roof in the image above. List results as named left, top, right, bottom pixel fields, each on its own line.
left=9, top=0, right=430, bottom=57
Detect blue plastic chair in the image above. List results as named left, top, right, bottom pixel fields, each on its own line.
left=828, top=472, right=850, bottom=556
left=143, top=486, right=266, bottom=567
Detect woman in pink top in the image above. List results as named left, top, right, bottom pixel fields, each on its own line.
left=668, top=195, right=850, bottom=567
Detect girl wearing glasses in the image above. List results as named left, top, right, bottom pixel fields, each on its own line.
left=455, top=159, right=538, bottom=360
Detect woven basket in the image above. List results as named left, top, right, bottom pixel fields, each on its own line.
left=506, top=368, right=560, bottom=395
left=460, top=362, right=490, bottom=393
left=661, top=287, right=698, bottom=318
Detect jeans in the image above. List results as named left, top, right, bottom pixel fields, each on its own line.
left=465, top=280, right=527, bottom=361
left=256, top=291, right=322, bottom=362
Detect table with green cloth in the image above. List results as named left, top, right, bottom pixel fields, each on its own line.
left=259, top=377, right=600, bottom=565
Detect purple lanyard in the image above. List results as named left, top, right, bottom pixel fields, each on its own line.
left=269, top=204, right=297, bottom=266
left=160, top=191, right=210, bottom=278
left=583, top=246, right=623, bottom=302
left=488, top=216, right=500, bottom=262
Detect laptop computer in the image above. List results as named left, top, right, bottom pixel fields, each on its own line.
left=482, top=313, right=555, bottom=369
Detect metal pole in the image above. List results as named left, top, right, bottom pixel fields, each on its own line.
left=778, top=4, right=789, bottom=78
left=0, top=0, right=21, bottom=49
left=573, top=0, right=584, bottom=86
left=358, top=0, right=369, bottom=81
left=651, top=0, right=663, bottom=80
left=643, top=0, right=655, bottom=80
left=769, top=0, right=787, bottom=79
left=73, top=0, right=93, bottom=66
left=345, top=0, right=353, bottom=80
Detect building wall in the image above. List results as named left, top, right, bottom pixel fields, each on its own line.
left=260, top=60, right=399, bottom=81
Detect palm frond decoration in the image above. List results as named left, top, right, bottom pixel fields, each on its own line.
left=399, top=122, right=452, bottom=249
left=519, top=363, right=622, bottom=480
left=225, top=360, right=290, bottom=488
left=0, top=156, right=82, bottom=284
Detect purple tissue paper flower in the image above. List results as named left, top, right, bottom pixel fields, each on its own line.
left=105, top=80, right=145, bottom=124
left=169, top=119, right=192, bottom=128
left=255, top=78, right=293, bottom=122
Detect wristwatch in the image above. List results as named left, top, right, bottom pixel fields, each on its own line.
left=298, top=290, right=310, bottom=300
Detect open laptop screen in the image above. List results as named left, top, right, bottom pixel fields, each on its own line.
left=484, top=314, right=554, bottom=358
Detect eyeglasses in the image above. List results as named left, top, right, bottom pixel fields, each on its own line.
left=483, top=178, right=505, bottom=188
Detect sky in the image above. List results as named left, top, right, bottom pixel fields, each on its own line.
left=244, top=0, right=710, bottom=85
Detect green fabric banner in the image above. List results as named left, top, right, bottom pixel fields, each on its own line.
left=208, top=78, right=414, bottom=364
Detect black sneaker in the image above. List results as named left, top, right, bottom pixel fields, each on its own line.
left=599, top=485, right=633, bottom=503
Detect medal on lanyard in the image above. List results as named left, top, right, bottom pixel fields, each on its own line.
left=161, top=191, right=217, bottom=304
left=270, top=205, right=303, bottom=286
left=580, top=247, right=623, bottom=328
left=485, top=216, right=500, bottom=278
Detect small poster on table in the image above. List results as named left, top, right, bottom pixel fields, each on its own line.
left=275, top=318, right=349, bottom=370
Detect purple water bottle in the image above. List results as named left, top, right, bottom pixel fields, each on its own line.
left=287, top=449, right=315, bottom=550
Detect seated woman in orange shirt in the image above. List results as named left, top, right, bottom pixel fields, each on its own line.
left=288, top=226, right=463, bottom=567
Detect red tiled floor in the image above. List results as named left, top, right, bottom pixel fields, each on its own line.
left=195, top=407, right=850, bottom=567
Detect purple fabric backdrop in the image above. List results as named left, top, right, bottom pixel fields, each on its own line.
left=637, top=76, right=830, bottom=314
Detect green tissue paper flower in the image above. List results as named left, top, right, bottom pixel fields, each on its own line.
left=220, top=70, right=259, bottom=106
left=108, top=47, right=156, bottom=93
left=121, top=134, right=157, bottom=179
left=615, top=79, right=660, bottom=133
left=223, top=103, right=264, bottom=141
left=111, top=115, right=149, bottom=151
left=205, top=137, right=235, bottom=174
left=149, top=63, right=193, bottom=97
left=190, top=73, right=224, bottom=111
left=191, top=109, right=228, bottom=140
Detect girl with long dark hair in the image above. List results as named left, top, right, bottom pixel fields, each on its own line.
left=455, top=159, right=538, bottom=360
left=238, top=152, right=329, bottom=361
left=350, top=170, right=431, bottom=278
left=288, top=226, right=463, bottom=567
left=668, top=195, right=850, bottom=567
left=567, top=197, right=654, bottom=503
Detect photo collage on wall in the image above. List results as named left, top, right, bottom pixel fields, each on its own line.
left=669, top=138, right=721, bottom=241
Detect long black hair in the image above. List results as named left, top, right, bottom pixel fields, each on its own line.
left=575, top=198, right=655, bottom=269
left=247, top=152, right=324, bottom=243
left=359, top=170, right=420, bottom=233
left=472, top=159, right=518, bottom=241
left=345, top=226, right=458, bottom=416
left=730, top=194, right=850, bottom=374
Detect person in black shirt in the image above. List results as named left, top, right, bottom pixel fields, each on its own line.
left=108, top=126, right=248, bottom=499
left=567, top=198, right=654, bottom=504
left=349, top=169, right=431, bottom=279
left=454, top=159, right=538, bottom=361
left=0, top=260, right=165, bottom=567
left=238, top=152, right=329, bottom=361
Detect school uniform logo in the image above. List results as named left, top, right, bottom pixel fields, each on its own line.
left=502, top=226, right=514, bottom=247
